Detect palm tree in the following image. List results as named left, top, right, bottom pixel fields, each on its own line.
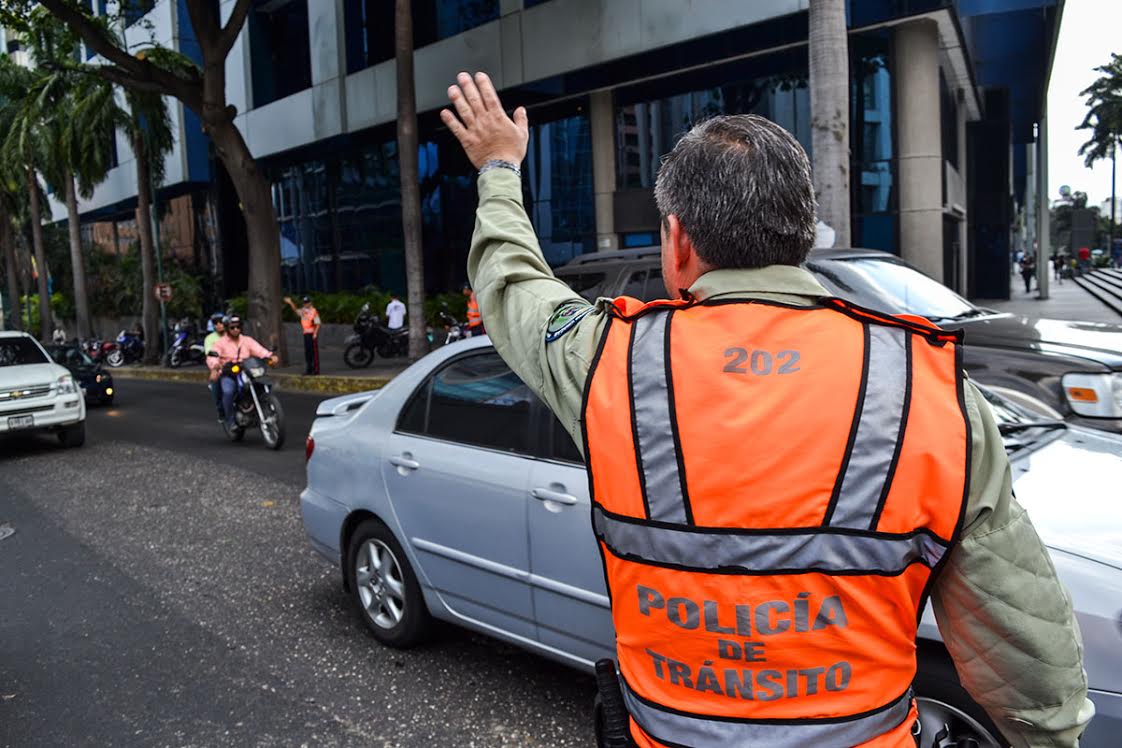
left=1078, top=52, right=1122, bottom=255
left=74, top=79, right=174, bottom=363
left=0, top=57, right=53, bottom=341
left=396, top=0, right=426, bottom=359
left=808, top=0, right=851, bottom=247
left=0, top=186, right=22, bottom=331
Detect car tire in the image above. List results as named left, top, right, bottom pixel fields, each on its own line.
left=346, top=518, right=431, bottom=648
left=58, top=421, right=86, bottom=448
left=914, top=647, right=1008, bottom=747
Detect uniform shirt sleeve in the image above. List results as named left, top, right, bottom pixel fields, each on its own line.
left=930, top=382, right=1094, bottom=747
left=467, top=169, right=607, bottom=450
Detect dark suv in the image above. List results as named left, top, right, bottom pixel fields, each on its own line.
left=554, top=247, right=1122, bottom=433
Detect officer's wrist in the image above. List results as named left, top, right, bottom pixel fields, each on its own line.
left=478, top=159, right=522, bottom=179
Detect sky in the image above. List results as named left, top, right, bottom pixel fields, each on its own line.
left=1047, top=0, right=1122, bottom=208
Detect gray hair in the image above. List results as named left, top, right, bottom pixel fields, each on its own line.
left=653, top=115, right=817, bottom=269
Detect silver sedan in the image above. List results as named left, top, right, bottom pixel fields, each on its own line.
left=301, top=337, right=1122, bottom=747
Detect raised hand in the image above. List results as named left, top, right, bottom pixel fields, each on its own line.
left=441, top=71, right=529, bottom=169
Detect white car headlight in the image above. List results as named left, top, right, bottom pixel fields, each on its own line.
left=56, top=375, right=78, bottom=395
left=1062, top=372, right=1122, bottom=418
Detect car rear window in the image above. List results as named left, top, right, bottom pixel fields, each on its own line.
left=0, top=337, right=49, bottom=367
left=398, top=352, right=534, bottom=455
left=554, top=269, right=616, bottom=302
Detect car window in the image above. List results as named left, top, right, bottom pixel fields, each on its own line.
left=807, top=257, right=977, bottom=321
left=0, top=337, right=49, bottom=367
left=554, top=269, right=616, bottom=302
left=620, top=269, right=649, bottom=299
left=548, top=414, right=584, bottom=465
left=399, top=352, right=535, bottom=455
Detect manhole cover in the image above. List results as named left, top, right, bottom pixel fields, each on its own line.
left=0, top=525, right=14, bottom=541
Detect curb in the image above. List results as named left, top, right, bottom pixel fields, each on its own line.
left=109, top=367, right=392, bottom=395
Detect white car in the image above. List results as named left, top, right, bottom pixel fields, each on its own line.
left=0, top=331, right=87, bottom=446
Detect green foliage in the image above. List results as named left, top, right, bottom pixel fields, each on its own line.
left=1078, top=52, right=1122, bottom=168
left=14, top=292, right=70, bottom=331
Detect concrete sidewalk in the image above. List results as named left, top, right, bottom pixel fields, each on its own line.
left=976, top=273, right=1122, bottom=324
left=109, top=343, right=410, bottom=395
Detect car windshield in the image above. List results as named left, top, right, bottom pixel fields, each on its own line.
left=0, top=337, right=50, bottom=367
left=977, top=387, right=1067, bottom=450
left=49, top=346, right=94, bottom=367
left=808, top=256, right=981, bottom=321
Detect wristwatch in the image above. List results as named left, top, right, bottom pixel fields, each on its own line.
left=478, top=159, right=522, bottom=178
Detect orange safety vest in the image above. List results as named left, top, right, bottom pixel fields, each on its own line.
left=582, top=295, right=970, bottom=748
left=466, top=292, right=482, bottom=328
left=299, top=305, right=320, bottom=333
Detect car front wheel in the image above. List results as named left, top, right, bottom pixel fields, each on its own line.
left=914, top=649, right=1007, bottom=747
left=58, top=420, right=86, bottom=448
left=346, top=519, right=430, bottom=648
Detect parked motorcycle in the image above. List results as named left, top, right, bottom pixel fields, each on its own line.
left=209, top=352, right=286, bottom=450
left=167, top=318, right=205, bottom=368
left=434, top=308, right=465, bottom=347
left=83, top=337, right=117, bottom=364
left=107, top=329, right=145, bottom=367
left=343, top=303, right=408, bottom=368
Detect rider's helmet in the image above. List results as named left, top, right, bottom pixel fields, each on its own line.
left=226, top=315, right=243, bottom=331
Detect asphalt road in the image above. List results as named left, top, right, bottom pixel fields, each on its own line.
left=0, top=379, right=595, bottom=747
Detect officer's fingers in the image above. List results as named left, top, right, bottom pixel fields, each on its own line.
left=447, top=85, right=475, bottom=126
left=513, top=106, right=528, bottom=135
left=440, top=109, right=469, bottom=142
left=475, top=71, right=501, bottom=111
left=456, top=71, right=486, bottom=114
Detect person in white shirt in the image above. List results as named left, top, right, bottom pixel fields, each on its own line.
left=385, top=294, right=406, bottom=330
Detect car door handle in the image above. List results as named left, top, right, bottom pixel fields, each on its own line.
left=389, top=454, right=420, bottom=470
left=531, top=487, right=577, bottom=505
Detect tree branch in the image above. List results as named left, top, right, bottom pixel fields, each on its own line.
left=217, top=0, right=253, bottom=59
left=35, top=0, right=198, bottom=106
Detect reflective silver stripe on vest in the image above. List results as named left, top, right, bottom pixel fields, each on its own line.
left=829, top=325, right=909, bottom=529
left=621, top=677, right=914, bottom=748
left=630, top=311, right=688, bottom=523
left=593, top=506, right=947, bottom=573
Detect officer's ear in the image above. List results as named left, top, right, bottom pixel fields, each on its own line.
left=661, top=214, right=693, bottom=274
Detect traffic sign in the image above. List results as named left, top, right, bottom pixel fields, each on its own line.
left=154, top=283, right=173, bottom=302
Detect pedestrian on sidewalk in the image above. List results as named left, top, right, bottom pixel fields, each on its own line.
left=285, top=295, right=320, bottom=375
left=1052, top=254, right=1064, bottom=284
left=1021, top=254, right=1036, bottom=294
left=386, top=293, right=406, bottom=331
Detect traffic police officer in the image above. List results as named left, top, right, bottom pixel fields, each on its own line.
left=441, top=71, right=1093, bottom=747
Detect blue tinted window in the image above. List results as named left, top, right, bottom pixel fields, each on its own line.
left=850, top=31, right=897, bottom=250
left=343, top=0, right=498, bottom=73
left=123, top=0, right=155, bottom=27
left=526, top=114, right=595, bottom=266
left=622, top=232, right=657, bottom=248
left=249, top=0, right=311, bottom=107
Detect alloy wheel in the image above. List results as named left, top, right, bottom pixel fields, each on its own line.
left=354, top=539, right=407, bottom=630
left=915, top=696, right=1003, bottom=748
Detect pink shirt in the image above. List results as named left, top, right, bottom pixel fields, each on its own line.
left=208, top=334, right=272, bottom=371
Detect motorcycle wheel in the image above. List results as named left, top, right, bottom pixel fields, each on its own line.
left=106, top=350, right=125, bottom=368
left=344, top=342, right=375, bottom=369
left=169, top=348, right=182, bottom=368
left=260, top=393, right=286, bottom=451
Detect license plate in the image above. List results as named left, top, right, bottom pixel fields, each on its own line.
left=7, top=415, right=34, bottom=430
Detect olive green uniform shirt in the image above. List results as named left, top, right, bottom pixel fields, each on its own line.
left=468, top=169, right=1093, bottom=747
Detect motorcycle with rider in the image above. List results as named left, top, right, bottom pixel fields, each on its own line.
left=206, top=315, right=286, bottom=449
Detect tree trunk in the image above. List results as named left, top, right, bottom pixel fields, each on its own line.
left=65, top=172, right=93, bottom=339
left=1, top=202, right=21, bottom=331
left=206, top=118, right=285, bottom=359
left=396, top=0, right=426, bottom=359
left=27, top=168, right=52, bottom=341
left=135, top=132, right=161, bottom=364
left=809, top=0, right=851, bottom=247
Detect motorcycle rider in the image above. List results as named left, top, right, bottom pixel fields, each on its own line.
left=207, top=316, right=278, bottom=429
left=204, top=314, right=227, bottom=420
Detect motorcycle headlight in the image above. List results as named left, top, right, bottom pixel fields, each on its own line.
left=56, top=375, right=78, bottom=395
left=1062, top=372, right=1122, bottom=418
left=248, top=366, right=266, bottom=378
